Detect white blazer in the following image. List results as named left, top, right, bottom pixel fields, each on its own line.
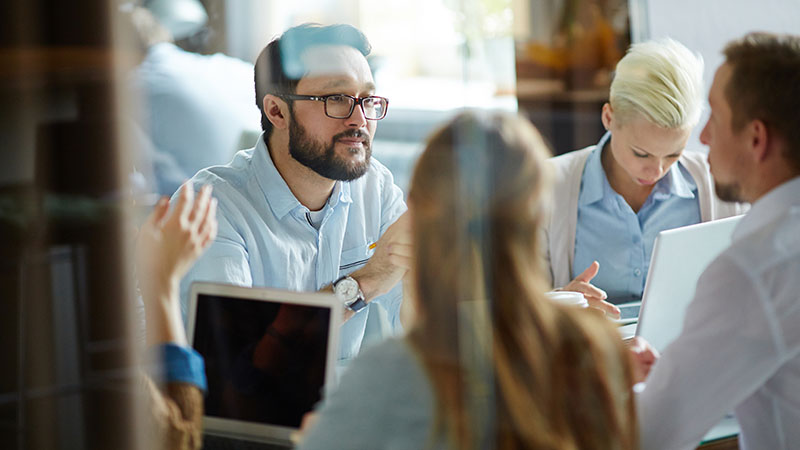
left=543, top=146, right=748, bottom=289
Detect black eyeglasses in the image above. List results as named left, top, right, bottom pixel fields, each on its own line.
left=280, top=94, right=389, bottom=120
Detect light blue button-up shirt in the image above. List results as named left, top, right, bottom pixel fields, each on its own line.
left=178, top=135, right=407, bottom=362
left=573, top=132, right=701, bottom=302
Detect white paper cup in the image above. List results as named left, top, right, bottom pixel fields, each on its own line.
left=544, top=290, right=589, bottom=308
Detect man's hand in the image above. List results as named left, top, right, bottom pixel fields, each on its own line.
left=562, top=261, right=620, bottom=318
left=351, top=212, right=412, bottom=301
left=627, top=336, right=659, bottom=384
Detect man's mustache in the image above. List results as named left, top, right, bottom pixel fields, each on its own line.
left=334, top=129, right=370, bottom=146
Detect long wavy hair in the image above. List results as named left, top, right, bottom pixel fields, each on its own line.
left=406, top=112, right=637, bottom=450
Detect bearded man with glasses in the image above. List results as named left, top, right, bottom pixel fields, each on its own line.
left=176, top=23, right=409, bottom=366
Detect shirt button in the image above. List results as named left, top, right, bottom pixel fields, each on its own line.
left=634, top=268, right=642, bottom=277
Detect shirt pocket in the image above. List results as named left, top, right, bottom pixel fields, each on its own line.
left=339, top=243, right=374, bottom=274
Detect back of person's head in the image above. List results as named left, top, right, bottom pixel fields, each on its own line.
left=610, top=38, right=704, bottom=129
left=253, top=23, right=372, bottom=138
left=406, top=111, right=637, bottom=450
left=723, top=32, right=800, bottom=172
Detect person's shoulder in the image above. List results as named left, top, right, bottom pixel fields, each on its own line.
left=364, top=156, right=395, bottom=182
left=547, top=146, right=594, bottom=192
left=678, top=150, right=710, bottom=172
left=343, top=338, right=426, bottom=391
left=549, top=146, right=594, bottom=172
left=727, top=210, right=800, bottom=272
left=349, top=338, right=419, bottom=374
left=181, top=148, right=257, bottom=198
left=344, top=338, right=433, bottom=414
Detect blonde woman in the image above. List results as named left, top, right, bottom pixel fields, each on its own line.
left=297, top=112, right=638, bottom=449
left=545, top=39, right=745, bottom=313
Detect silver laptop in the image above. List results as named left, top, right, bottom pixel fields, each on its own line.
left=628, top=215, right=743, bottom=351
left=187, top=282, right=342, bottom=446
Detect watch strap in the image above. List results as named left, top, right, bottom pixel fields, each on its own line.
left=346, top=297, right=367, bottom=313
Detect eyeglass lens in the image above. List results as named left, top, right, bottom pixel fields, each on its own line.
left=325, top=95, right=387, bottom=119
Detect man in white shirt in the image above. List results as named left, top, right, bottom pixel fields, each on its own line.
left=178, top=24, right=409, bottom=362
left=632, top=32, right=800, bottom=449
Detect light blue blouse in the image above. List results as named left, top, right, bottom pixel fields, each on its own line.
left=573, top=133, right=701, bottom=302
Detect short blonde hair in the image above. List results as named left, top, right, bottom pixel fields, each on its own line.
left=610, top=38, right=704, bottom=129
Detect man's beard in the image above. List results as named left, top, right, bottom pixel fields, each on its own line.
left=288, top=120, right=372, bottom=181
left=714, top=181, right=744, bottom=203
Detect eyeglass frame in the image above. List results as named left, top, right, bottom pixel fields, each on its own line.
left=279, top=93, right=389, bottom=120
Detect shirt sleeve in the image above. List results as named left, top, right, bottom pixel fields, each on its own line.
left=160, top=343, right=208, bottom=391
left=637, top=255, right=784, bottom=450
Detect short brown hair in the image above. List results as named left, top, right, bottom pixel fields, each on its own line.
left=254, top=24, right=371, bottom=139
left=723, top=32, right=800, bottom=171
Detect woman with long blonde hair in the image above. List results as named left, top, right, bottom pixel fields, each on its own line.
left=298, top=112, right=637, bottom=449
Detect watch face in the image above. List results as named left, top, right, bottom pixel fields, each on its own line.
left=335, top=277, right=359, bottom=301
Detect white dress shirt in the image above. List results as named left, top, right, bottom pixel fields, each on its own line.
left=637, top=176, right=800, bottom=449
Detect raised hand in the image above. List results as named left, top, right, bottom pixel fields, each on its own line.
left=136, top=181, right=218, bottom=345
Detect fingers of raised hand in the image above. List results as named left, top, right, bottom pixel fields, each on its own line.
left=176, top=181, right=195, bottom=226
left=145, top=197, right=170, bottom=229
left=197, top=198, right=218, bottom=250
left=187, top=185, right=213, bottom=229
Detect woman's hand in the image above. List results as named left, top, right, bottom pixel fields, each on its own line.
left=136, top=182, right=218, bottom=344
left=562, top=261, right=621, bottom=318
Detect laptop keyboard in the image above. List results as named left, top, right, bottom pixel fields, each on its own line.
left=203, top=434, right=292, bottom=450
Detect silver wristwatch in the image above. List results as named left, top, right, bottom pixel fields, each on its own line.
left=333, top=275, right=367, bottom=312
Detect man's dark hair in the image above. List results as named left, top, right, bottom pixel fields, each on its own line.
left=723, top=32, right=800, bottom=171
left=254, top=23, right=372, bottom=139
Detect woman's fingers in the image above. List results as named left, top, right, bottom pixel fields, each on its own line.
left=198, top=198, right=218, bottom=250
left=586, top=297, right=621, bottom=318
left=564, top=280, right=607, bottom=301
left=575, top=260, right=600, bottom=283
left=146, top=196, right=170, bottom=228
left=187, top=185, right=212, bottom=228
left=174, top=181, right=195, bottom=226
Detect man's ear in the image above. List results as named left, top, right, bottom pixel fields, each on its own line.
left=263, top=95, right=290, bottom=131
left=748, top=119, right=770, bottom=163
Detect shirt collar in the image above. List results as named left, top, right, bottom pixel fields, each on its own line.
left=254, top=134, right=352, bottom=219
left=732, top=176, right=800, bottom=242
left=650, top=158, right=697, bottom=201
left=579, top=132, right=613, bottom=206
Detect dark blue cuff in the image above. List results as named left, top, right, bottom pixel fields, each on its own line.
left=160, top=343, right=207, bottom=392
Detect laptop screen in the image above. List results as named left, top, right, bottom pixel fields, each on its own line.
left=190, top=287, right=337, bottom=433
